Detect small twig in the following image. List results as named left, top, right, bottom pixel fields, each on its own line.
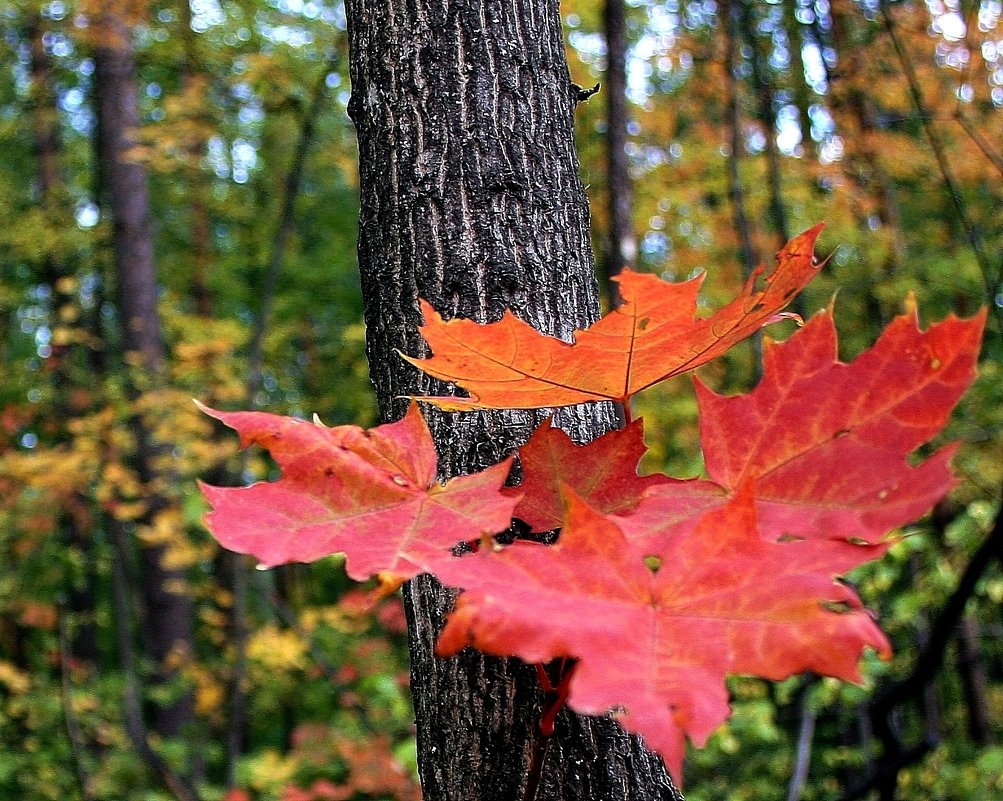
left=522, top=729, right=553, bottom=801
left=539, top=659, right=576, bottom=737
left=247, top=47, right=342, bottom=399
left=953, top=111, right=1003, bottom=179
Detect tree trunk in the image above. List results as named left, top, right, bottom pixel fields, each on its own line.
left=92, top=1, right=196, bottom=743
left=783, top=0, right=817, bottom=162
left=27, top=11, right=100, bottom=668
left=344, top=1, right=683, bottom=799
left=28, top=13, right=61, bottom=201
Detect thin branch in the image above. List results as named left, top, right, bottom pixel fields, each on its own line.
left=879, top=2, right=997, bottom=305
left=947, top=0, right=1003, bottom=179
left=224, top=47, right=342, bottom=786
left=247, top=48, right=342, bottom=398
left=838, top=741, right=934, bottom=801
left=953, top=111, right=1003, bottom=179
left=873, top=488, right=1003, bottom=718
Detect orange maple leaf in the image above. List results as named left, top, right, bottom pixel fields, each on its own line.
left=405, top=225, right=824, bottom=409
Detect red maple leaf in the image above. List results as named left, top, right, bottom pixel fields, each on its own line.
left=435, top=485, right=890, bottom=782
left=198, top=403, right=517, bottom=579
left=695, top=303, right=986, bottom=544
left=405, top=226, right=824, bottom=409
left=511, top=304, right=984, bottom=549
left=507, top=418, right=674, bottom=532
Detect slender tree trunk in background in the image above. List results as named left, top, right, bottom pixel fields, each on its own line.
left=956, top=616, right=993, bottom=746
left=28, top=14, right=60, bottom=200
left=738, top=0, right=790, bottom=252
left=92, top=1, right=196, bottom=742
left=177, top=0, right=214, bottom=318
left=783, top=0, right=817, bottom=161
left=722, top=0, right=757, bottom=276
left=737, top=1, right=805, bottom=318
left=603, top=0, right=635, bottom=308
left=344, top=1, right=682, bottom=799
left=27, top=12, right=100, bottom=667
left=828, top=0, right=906, bottom=298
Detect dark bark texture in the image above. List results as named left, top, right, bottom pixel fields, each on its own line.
left=344, top=1, right=682, bottom=799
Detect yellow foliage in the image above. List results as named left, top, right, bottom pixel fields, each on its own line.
left=136, top=509, right=212, bottom=570
left=70, top=692, right=99, bottom=715
left=246, top=749, right=298, bottom=792
left=192, top=664, right=226, bottom=718
left=0, top=447, right=95, bottom=500
left=0, top=660, right=30, bottom=694
left=247, top=625, right=307, bottom=671
left=199, top=607, right=229, bottom=629
left=161, top=578, right=191, bottom=597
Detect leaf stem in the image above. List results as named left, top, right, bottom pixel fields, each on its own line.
left=523, top=659, right=578, bottom=801
left=540, top=658, right=577, bottom=736
left=619, top=400, right=632, bottom=427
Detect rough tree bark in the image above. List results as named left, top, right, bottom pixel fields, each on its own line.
left=92, top=0, right=196, bottom=743
left=344, top=1, right=683, bottom=799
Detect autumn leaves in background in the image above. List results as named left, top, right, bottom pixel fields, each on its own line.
left=199, top=226, right=986, bottom=782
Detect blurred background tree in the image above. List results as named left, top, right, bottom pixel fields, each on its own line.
left=0, top=1, right=999, bottom=800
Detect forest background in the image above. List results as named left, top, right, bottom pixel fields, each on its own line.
left=0, top=1, right=1000, bottom=800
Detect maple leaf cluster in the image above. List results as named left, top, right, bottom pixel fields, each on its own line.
left=199, top=226, right=985, bottom=782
